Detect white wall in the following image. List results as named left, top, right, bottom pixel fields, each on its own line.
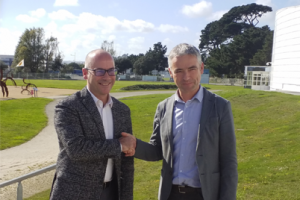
left=271, top=5, right=300, bottom=92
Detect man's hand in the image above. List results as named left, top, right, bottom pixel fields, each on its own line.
left=119, top=132, right=136, bottom=157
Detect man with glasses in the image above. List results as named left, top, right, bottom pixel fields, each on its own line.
left=50, top=49, right=134, bottom=200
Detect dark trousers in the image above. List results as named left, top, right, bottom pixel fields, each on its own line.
left=167, top=185, right=204, bottom=200
left=100, top=178, right=118, bottom=200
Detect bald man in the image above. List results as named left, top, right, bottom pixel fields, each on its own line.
left=50, top=50, right=134, bottom=200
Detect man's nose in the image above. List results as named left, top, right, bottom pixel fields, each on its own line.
left=183, top=71, right=190, bottom=80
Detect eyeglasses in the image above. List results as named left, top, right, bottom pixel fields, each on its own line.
left=86, top=68, right=117, bottom=76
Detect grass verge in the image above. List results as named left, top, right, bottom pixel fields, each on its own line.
left=6, top=79, right=244, bottom=92
left=14, top=88, right=300, bottom=199
left=0, top=98, right=53, bottom=150
left=6, top=79, right=176, bottom=92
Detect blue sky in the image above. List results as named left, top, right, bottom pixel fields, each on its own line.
left=0, top=0, right=299, bottom=61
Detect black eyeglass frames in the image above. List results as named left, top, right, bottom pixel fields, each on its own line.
left=86, top=68, right=117, bottom=76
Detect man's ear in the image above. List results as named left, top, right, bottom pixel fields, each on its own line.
left=200, top=62, right=204, bottom=74
left=82, top=68, right=88, bottom=80
left=168, top=67, right=173, bottom=78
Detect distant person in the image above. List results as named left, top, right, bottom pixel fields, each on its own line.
left=120, top=43, right=238, bottom=200
left=50, top=49, right=134, bottom=200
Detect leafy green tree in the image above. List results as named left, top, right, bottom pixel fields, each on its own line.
left=133, top=56, right=155, bottom=75
left=199, top=3, right=273, bottom=77
left=12, top=27, right=62, bottom=73
left=250, top=31, right=273, bottom=65
left=51, top=53, right=64, bottom=71
left=0, top=60, right=8, bottom=69
left=115, top=57, right=133, bottom=73
left=205, top=26, right=272, bottom=77
left=12, top=28, right=45, bottom=72
left=127, top=53, right=144, bottom=66
left=146, top=42, right=168, bottom=71
left=221, top=3, right=272, bottom=26
left=67, top=62, right=81, bottom=69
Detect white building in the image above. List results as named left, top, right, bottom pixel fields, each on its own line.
left=270, top=5, right=300, bottom=92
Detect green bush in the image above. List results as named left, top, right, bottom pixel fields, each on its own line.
left=120, top=84, right=177, bottom=90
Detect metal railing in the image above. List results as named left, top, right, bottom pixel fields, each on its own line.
left=0, top=164, right=56, bottom=200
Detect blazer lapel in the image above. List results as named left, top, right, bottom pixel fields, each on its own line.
left=165, top=95, right=175, bottom=167
left=111, top=98, right=119, bottom=139
left=197, top=88, right=214, bottom=152
left=80, top=87, right=105, bottom=139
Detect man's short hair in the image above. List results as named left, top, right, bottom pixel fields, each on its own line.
left=168, top=43, right=202, bottom=68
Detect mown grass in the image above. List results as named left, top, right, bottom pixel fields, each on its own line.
left=0, top=98, right=53, bottom=150
left=26, top=89, right=300, bottom=200
left=6, top=79, right=177, bottom=92
left=6, top=79, right=244, bottom=92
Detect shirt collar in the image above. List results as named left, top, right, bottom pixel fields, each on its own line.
left=174, top=85, right=203, bottom=103
left=86, top=87, right=113, bottom=108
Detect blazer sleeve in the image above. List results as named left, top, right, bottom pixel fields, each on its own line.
left=135, top=104, right=163, bottom=161
left=55, top=103, right=121, bottom=161
left=119, top=108, right=134, bottom=200
left=219, top=101, right=238, bottom=200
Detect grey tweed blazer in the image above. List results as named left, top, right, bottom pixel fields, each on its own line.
left=50, top=87, right=134, bottom=200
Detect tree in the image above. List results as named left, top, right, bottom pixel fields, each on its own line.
left=51, top=53, right=64, bottom=71
left=221, top=3, right=272, bottom=26
left=199, top=3, right=273, bottom=77
left=67, top=62, right=81, bottom=70
left=146, top=42, right=168, bottom=71
left=12, top=27, right=62, bottom=73
left=44, top=37, right=59, bottom=72
left=133, top=56, right=154, bottom=75
left=127, top=53, right=144, bottom=66
left=101, top=40, right=116, bottom=57
left=205, top=26, right=272, bottom=77
left=0, top=60, right=8, bottom=69
left=115, top=57, right=133, bottom=73
left=199, top=3, right=272, bottom=56
left=12, top=27, right=45, bottom=72
left=250, top=31, right=273, bottom=65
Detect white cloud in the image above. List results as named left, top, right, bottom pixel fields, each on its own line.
left=0, top=28, right=22, bottom=55
left=158, top=24, right=189, bottom=33
left=48, top=9, right=77, bottom=20
left=128, top=37, right=145, bottom=54
left=181, top=1, right=213, bottom=18
left=108, top=35, right=116, bottom=41
left=256, top=0, right=272, bottom=6
left=207, top=10, right=228, bottom=21
left=15, top=14, right=39, bottom=23
left=16, top=8, right=46, bottom=23
left=54, top=0, right=79, bottom=6
left=30, top=8, right=46, bottom=18
left=72, top=13, right=155, bottom=34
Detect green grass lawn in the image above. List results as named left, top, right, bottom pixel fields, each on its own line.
left=6, top=79, right=244, bottom=93
left=25, top=89, right=300, bottom=199
left=6, top=79, right=177, bottom=92
left=0, top=98, right=53, bottom=150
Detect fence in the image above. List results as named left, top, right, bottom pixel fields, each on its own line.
left=0, top=164, right=56, bottom=200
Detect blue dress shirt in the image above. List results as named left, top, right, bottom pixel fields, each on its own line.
left=172, top=85, right=203, bottom=188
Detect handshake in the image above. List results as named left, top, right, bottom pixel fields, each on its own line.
left=119, top=132, right=136, bottom=157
